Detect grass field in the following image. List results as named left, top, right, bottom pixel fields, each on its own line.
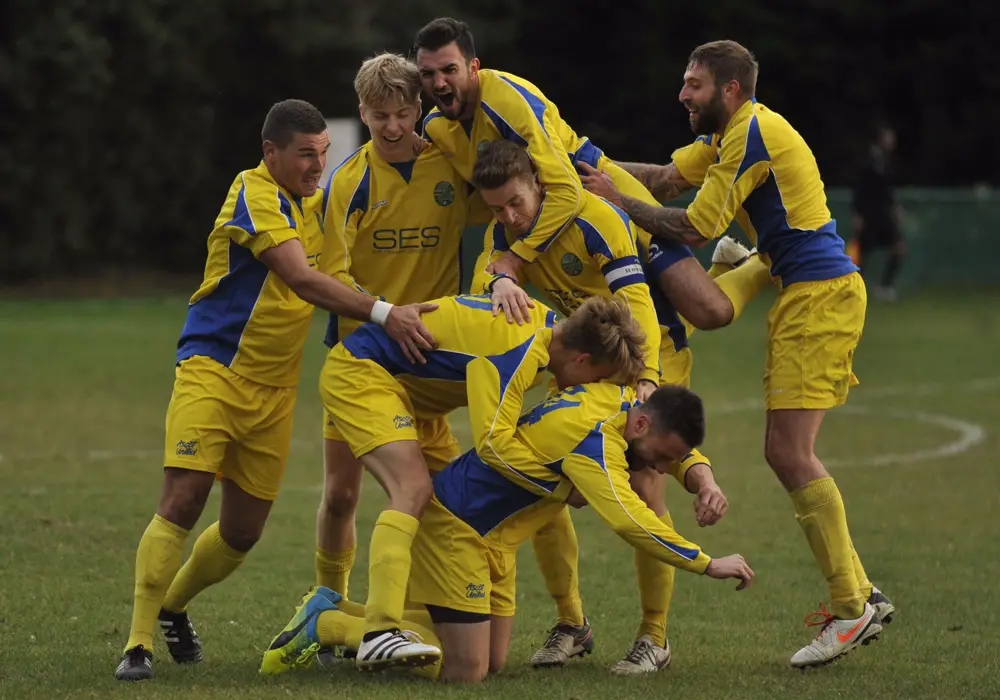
left=2, top=290, right=999, bottom=700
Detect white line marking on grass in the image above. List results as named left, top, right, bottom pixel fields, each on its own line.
left=825, top=406, right=986, bottom=468
left=0, top=377, right=995, bottom=467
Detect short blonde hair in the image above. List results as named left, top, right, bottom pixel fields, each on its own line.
left=354, top=53, right=421, bottom=108
left=561, top=297, right=646, bottom=385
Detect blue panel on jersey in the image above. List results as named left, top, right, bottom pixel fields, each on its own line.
left=518, top=390, right=585, bottom=427
left=543, top=458, right=564, bottom=475
left=388, top=160, right=415, bottom=184
left=223, top=177, right=257, bottom=235
left=742, top=174, right=857, bottom=284
left=277, top=191, right=297, bottom=229
left=492, top=222, right=510, bottom=252
left=324, top=313, right=339, bottom=348
left=487, top=335, right=536, bottom=398
left=346, top=166, right=372, bottom=226
left=545, top=310, right=557, bottom=328
left=422, top=112, right=446, bottom=141
left=455, top=295, right=495, bottom=311
left=601, top=255, right=646, bottom=293
left=433, top=450, right=550, bottom=537
left=575, top=216, right=614, bottom=260
left=177, top=240, right=270, bottom=366
left=341, top=324, right=474, bottom=381
left=481, top=102, right=528, bottom=147
left=570, top=138, right=604, bottom=170
left=736, top=116, right=771, bottom=181
left=572, top=426, right=607, bottom=470
left=497, top=76, right=547, bottom=131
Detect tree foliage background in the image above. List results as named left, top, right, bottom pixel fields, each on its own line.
left=2, top=0, right=997, bottom=282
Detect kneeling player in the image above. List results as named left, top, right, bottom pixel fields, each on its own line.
left=312, top=295, right=643, bottom=670
left=260, top=383, right=752, bottom=682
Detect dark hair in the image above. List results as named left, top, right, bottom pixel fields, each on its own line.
left=413, top=17, right=476, bottom=60
left=472, top=140, right=535, bottom=190
left=261, top=99, right=326, bottom=148
left=642, top=385, right=706, bottom=448
left=688, top=40, right=758, bottom=98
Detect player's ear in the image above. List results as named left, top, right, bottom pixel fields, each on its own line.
left=358, top=103, right=368, bottom=126
left=469, top=56, right=480, bottom=75
left=262, top=140, right=276, bottom=159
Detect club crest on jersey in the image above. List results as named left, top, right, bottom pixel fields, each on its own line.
left=476, top=139, right=491, bottom=156
left=434, top=181, right=455, bottom=207
left=561, top=253, right=584, bottom=276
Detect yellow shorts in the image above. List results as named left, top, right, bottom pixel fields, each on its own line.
left=658, top=342, right=693, bottom=389
left=323, top=409, right=460, bottom=474
left=320, top=344, right=421, bottom=458
left=408, top=497, right=517, bottom=618
left=163, top=356, right=296, bottom=501
left=765, top=272, right=866, bottom=410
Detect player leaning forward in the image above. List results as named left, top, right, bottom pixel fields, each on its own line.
left=114, top=100, right=436, bottom=682
left=584, top=40, right=895, bottom=668
left=261, top=297, right=754, bottom=682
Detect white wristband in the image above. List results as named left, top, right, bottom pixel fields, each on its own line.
left=370, top=300, right=393, bottom=326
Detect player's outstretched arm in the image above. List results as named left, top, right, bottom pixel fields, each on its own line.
left=613, top=162, right=694, bottom=203
left=472, top=223, right=535, bottom=325
left=260, top=239, right=437, bottom=363
left=683, top=462, right=729, bottom=527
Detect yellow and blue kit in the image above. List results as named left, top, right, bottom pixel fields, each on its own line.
left=320, top=295, right=559, bottom=460
left=318, top=142, right=470, bottom=345
left=423, top=69, right=594, bottom=263
left=679, top=99, right=865, bottom=409
left=470, top=191, right=663, bottom=386
left=407, top=382, right=712, bottom=617
left=168, top=161, right=324, bottom=500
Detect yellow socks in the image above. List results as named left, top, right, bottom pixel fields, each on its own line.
left=790, top=477, right=865, bottom=619
left=714, top=255, right=772, bottom=322
left=316, top=546, right=356, bottom=596
left=531, top=508, right=585, bottom=627
left=162, top=521, right=246, bottom=613
left=853, top=544, right=873, bottom=601
left=125, top=515, right=189, bottom=652
left=634, top=510, right=676, bottom=647
left=364, top=510, right=419, bottom=634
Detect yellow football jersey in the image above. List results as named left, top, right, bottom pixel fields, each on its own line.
left=423, top=69, right=596, bottom=263
left=339, top=294, right=557, bottom=445
left=683, top=99, right=858, bottom=286
left=319, top=143, right=470, bottom=345
left=177, top=162, right=323, bottom=388
left=471, top=192, right=662, bottom=384
left=432, top=381, right=712, bottom=573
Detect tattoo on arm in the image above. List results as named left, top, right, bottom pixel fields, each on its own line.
left=615, top=162, right=693, bottom=203
left=620, top=196, right=705, bottom=247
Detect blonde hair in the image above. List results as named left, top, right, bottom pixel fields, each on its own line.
left=354, top=53, right=421, bottom=108
left=560, top=297, right=646, bottom=385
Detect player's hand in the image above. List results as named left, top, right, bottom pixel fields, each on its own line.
left=578, top=162, right=622, bottom=206
left=486, top=250, right=525, bottom=279
left=411, top=132, right=429, bottom=157
left=694, top=483, right=728, bottom=527
left=384, top=303, right=438, bottom=364
left=705, top=554, right=754, bottom=590
left=565, top=487, right=588, bottom=509
left=491, top=277, right=534, bottom=325
left=636, top=379, right=657, bottom=403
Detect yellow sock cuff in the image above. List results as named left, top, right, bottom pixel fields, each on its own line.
left=375, top=510, right=420, bottom=537
left=204, top=522, right=248, bottom=562
left=790, top=477, right=839, bottom=513
left=152, top=513, right=190, bottom=539
left=318, top=546, right=357, bottom=569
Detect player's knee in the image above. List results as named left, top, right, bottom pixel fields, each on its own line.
left=442, top=656, right=490, bottom=683
left=687, top=297, right=734, bottom=330
left=488, top=646, right=509, bottom=675
left=158, top=468, right=214, bottom=530
left=218, top=523, right=263, bottom=553
left=385, top=470, right=433, bottom=518
left=764, top=439, right=812, bottom=485
left=319, top=482, right=361, bottom=521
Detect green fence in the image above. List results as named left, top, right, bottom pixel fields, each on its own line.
left=460, top=187, right=999, bottom=293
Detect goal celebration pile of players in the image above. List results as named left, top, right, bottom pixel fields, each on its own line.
left=113, top=17, right=895, bottom=684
